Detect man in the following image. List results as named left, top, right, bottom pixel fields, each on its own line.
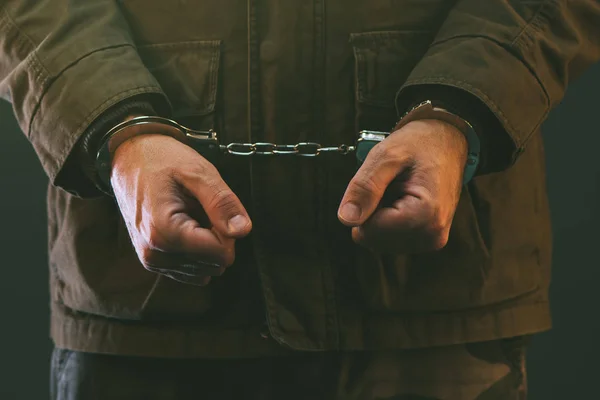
left=1, top=0, right=599, bottom=398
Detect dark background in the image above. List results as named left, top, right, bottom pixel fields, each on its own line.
left=0, top=63, right=598, bottom=399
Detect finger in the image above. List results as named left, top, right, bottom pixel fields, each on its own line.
left=366, top=195, right=430, bottom=233
left=142, top=242, right=232, bottom=275
left=156, top=262, right=226, bottom=277
left=161, top=271, right=212, bottom=286
left=352, top=196, right=448, bottom=253
left=164, top=212, right=236, bottom=267
left=147, top=262, right=225, bottom=278
left=353, top=223, right=447, bottom=254
left=338, top=143, right=414, bottom=227
left=174, top=163, right=252, bottom=238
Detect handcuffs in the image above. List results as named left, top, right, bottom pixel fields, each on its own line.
left=95, top=100, right=480, bottom=192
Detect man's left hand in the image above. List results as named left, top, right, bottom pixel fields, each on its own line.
left=338, top=119, right=469, bottom=254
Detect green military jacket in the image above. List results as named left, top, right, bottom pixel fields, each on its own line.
left=1, top=0, right=599, bottom=358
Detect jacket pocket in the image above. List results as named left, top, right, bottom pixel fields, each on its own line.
left=353, top=186, right=497, bottom=312
left=137, top=40, right=221, bottom=129
left=350, top=30, right=433, bottom=132
left=133, top=41, right=226, bottom=321
left=49, top=41, right=224, bottom=323
left=348, top=30, right=503, bottom=312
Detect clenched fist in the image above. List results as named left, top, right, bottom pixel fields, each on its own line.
left=110, top=128, right=252, bottom=286
left=338, top=119, right=469, bottom=254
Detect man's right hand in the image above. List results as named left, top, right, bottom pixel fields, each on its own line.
left=110, top=131, right=252, bottom=286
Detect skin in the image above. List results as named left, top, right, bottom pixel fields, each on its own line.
left=111, top=118, right=467, bottom=285
left=111, top=133, right=252, bottom=286
left=338, top=119, right=468, bottom=254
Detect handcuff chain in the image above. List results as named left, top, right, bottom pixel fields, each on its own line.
left=220, top=142, right=356, bottom=157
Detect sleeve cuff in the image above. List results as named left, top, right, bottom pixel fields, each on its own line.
left=73, top=97, right=158, bottom=197
left=395, top=84, right=514, bottom=176
left=27, top=44, right=171, bottom=196
left=396, top=35, right=551, bottom=173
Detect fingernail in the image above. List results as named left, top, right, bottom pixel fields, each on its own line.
left=228, top=215, right=249, bottom=233
left=339, top=202, right=361, bottom=223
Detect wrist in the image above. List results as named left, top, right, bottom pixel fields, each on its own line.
left=401, top=118, right=468, bottom=165
left=95, top=116, right=204, bottom=193
left=111, top=132, right=179, bottom=170
left=396, top=84, right=519, bottom=175
left=420, top=118, right=468, bottom=151
left=108, top=113, right=145, bottom=167
left=77, top=98, right=159, bottom=195
left=393, top=101, right=480, bottom=184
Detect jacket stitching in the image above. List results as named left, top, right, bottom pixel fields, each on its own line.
left=509, top=0, right=560, bottom=150
left=427, top=34, right=551, bottom=119
left=350, top=31, right=433, bottom=108
left=137, top=40, right=221, bottom=115
left=403, top=75, right=547, bottom=149
left=50, top=86, right=165, bottom=179
left=208, top=42, right=220, bottom=114
left=137, top=40, right=221, bottom=51
left=417, top=34, right=551, bottom=146
left=0, top=7, right=39, bottom=60
left=0, top=7, right=51, bottom=135
left=27, top=43, right=137, bottom=144
left=510, top=0, right=559, bottom=48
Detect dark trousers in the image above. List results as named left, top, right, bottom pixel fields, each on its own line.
left=50, top=336, right=528, bottom=400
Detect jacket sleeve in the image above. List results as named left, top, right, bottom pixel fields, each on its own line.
left=0, top=0, right=170, bottom=194
left=396, top=0, right=600, bottom=172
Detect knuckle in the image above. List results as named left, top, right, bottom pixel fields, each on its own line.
left=370, top=143, right=403, bottom=165
left=193, top=160, right=219, bottom=176
left=212, top=266, right=228, bottom=277
left=139, top=247, right=158, bottom=267
left=374, top=144, right=417, bottom=174
left=145, top=212, right=183, bottom=251
left=431, top=231, right=450, bottom=251
left=422, top=199, right=444, bottom=229
left=425, top=219, right=449, bottom=250
left=199, top=242, right=235, bottom=268
left=146, top=225, right=169, bottom=250
left=172, top=162, right=216, bottom=183
left=421, top=201, right=449, bottom=250
left=427, top=215, right=446, bottom=237
left=352, top=229, right=366, bottom=246
left=370, top=142, right=393, bottom=160
left=198, top=277, right=212, bottom=286
left=351, top=175, right=382, bottom=196
left=220, top=247, right=236, bottom=267
left=207, top=186, right=239, bottom=214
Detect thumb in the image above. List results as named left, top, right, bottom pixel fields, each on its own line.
left=338, top=144, right=413, bottom=227
left=179, top=163, right=252, bottom=239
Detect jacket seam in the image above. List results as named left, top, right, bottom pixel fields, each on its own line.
left=402, top=75, right=547, bottom=149
left=428, top=34, right=551, bottom=124
left=510, top=0, right=559, bottom=49
left=137, top=40, right=221, bottom=115
left=0, top=8, right=51, bottom=84
left=509, top=0, right=561, bottom=116
left=0, top=6, right=41, bottom=61
left=0, top=6, right=51, bottom=135
left=137, top=40, right=222, bottom=51
left=414, top=34, right=551, bottom=147
left=27, top=43, right=138, bottom=139
left=50, top=86, right=165, bottom=181
left=50, top=298, right=551, bottom=355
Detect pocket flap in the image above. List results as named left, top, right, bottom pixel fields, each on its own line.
left=350, top=31, right=433, bottom=108
left=138, top=40, right=221, bottom=117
